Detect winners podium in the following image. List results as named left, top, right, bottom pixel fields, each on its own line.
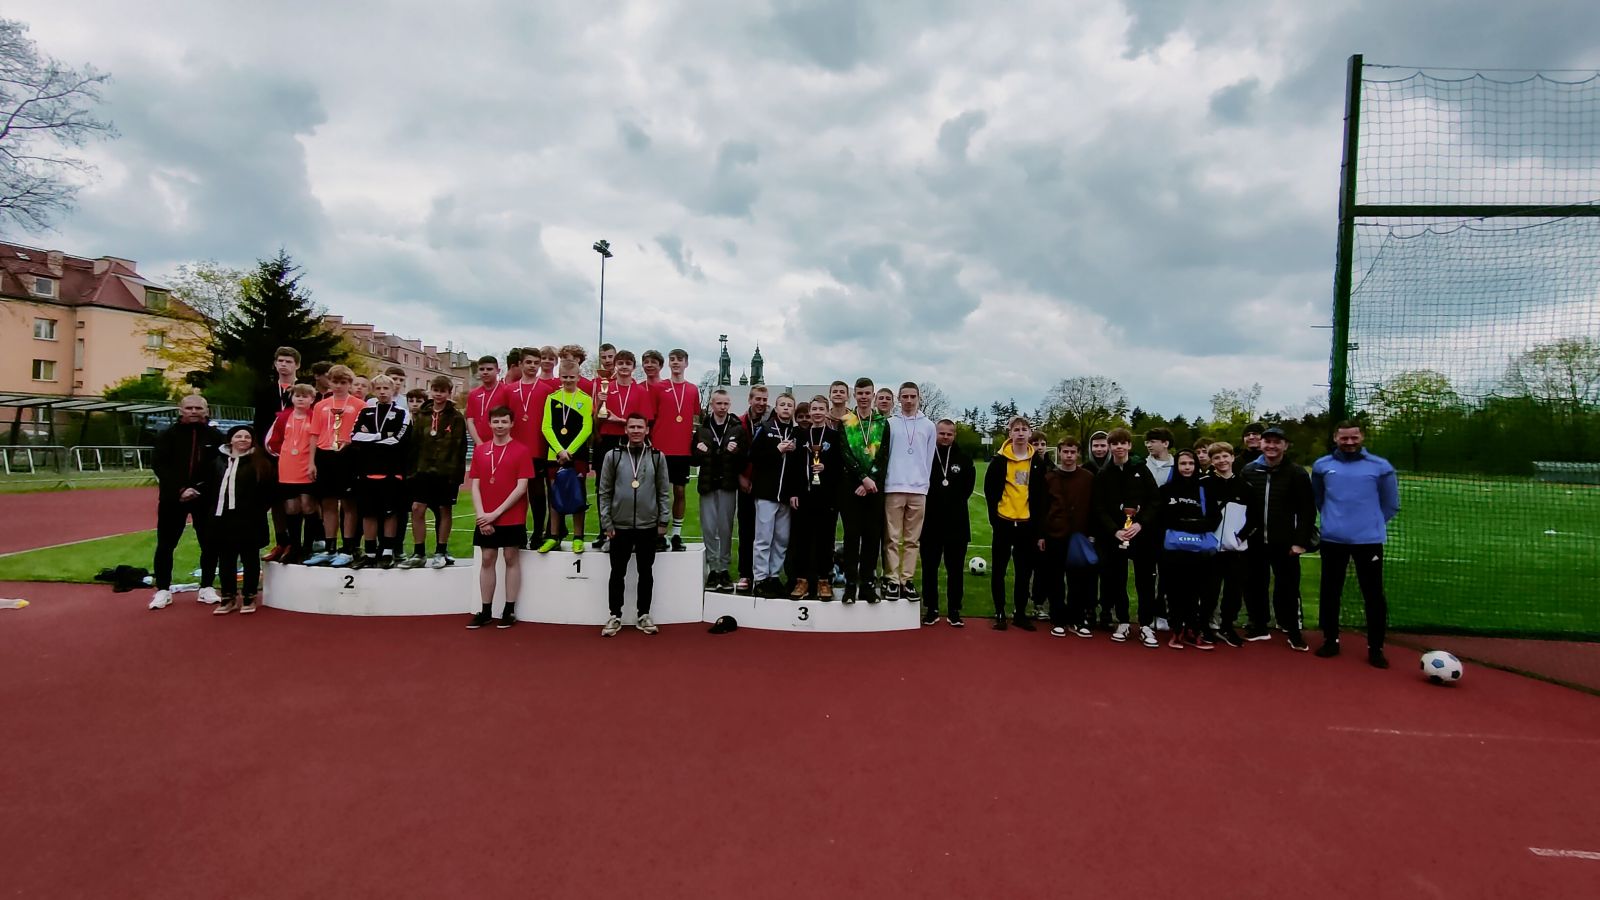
left=262, top=544, right=920, bottom=632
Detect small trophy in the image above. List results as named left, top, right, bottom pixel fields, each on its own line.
left=1119, top=506, right=1138, bottom=549
left=596, top=364, right=612, bottom=421
left=811, top=445, right=822, bottom=485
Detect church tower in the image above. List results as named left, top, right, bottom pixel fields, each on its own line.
left=750, top=346, right=765, bottom=386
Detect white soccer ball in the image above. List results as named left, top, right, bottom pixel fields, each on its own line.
left=1420, top=650, right=1464, bottom=686
left=968, top=556, right=988, bottom=575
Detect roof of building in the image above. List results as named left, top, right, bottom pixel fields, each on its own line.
left=0, top=241, right=190, bottom=317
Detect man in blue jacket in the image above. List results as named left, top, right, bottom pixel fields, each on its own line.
left=1312, top=421, right=1400, bottom=668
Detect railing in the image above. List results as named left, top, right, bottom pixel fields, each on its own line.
left=1, top=445, right=68, bottom=475
left=72, top=445, right=155, bottom=473
left=1533, top=461, right=1600, bottom=485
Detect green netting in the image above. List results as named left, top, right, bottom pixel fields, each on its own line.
left=1340, top=65, right=1600, bottom=638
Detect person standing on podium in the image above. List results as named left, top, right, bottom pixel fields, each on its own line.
left=598, top=413, right=672, bottom=637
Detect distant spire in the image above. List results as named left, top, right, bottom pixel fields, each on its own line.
left=717, top=334, right=731, bottom=386
left=750, top=345, right=764, bottom=385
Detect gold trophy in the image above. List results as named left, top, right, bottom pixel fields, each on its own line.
left=1118, top=506, right=1138, bottom=550
left=596, top=363, right=612, bottom=421
left=811, top=444, right=822, bottom=485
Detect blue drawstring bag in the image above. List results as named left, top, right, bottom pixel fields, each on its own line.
left=1066, top=533, right=1099, bottom=569
left=550, top=464, right=587, bottom=515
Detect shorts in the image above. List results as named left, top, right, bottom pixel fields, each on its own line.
left=410, top=473, right=460, bottom=509
left=279, top=481, right=315, bottom=503
left=666, top=455, right=692, bottom=486
left=473, top=524, right=527, bottom=549
left=354, top=476, right=405, bottom=518
left=313, top=451, right=353, bottom=498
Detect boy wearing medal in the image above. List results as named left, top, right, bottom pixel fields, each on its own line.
left=597, top=412, right=672, bottom=636
left=693, top=388, right=744, bottom=588
left=509, top=348, right=550, bottom=546
left=537, top=359, right=595, bottom=553
left=840, top=378, right=887, bottom=604
left=466, top=406, right=534, bottom=630
left=304, top=365, right=366, bottom=567
left=465, top=354, right=512, bottom=450
left=651, top=348, right=701, bottom=552
left=826, top=381, right=850, bottom=426
left=350, top=375, right=411, bottom=569
left=875, top=382, right=939, bottom=601
left=266, top=383, right=318, bottom=564
left=792, top=395, right=844, bottom=600
left=734, top=385, right=772, bottom=592
left=401, top=376, right=468, bottom=569
left=749, top=393, right=804, bottom=598
left=921, top=418, right=975, bottom=626
left=640, top=349, right=664, bottom=388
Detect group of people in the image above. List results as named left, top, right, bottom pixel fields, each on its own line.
left=146, top=342, right=1401, bottom=666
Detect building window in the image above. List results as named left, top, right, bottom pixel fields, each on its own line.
left=29, top=276, right=58, bottom=299
left=33, top=318, right=57, bottom=340
left=146, top=331, right=166, bottom=350
left=143, top=289, right=169, bottom=310
left=143, top=367, right=165, bottom=378
left=74, top=338, right=84, bottom=370
left=31, top=359, right=56, bottom=381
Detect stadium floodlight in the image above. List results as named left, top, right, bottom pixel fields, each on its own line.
left=594, top=239, right=613, bottom=352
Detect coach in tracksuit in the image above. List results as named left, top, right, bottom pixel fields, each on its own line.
left=1238, top=425, right=1316, bottom=651
left=1312, top=421, right=1400, bottom=668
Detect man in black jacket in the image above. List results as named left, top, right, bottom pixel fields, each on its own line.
left=920, top=419, right=975, bottom=625
left=149, top=394, right=226, bottom=610
left=1237, top=426, right=1315, bottom=650
left=1091, top=427, right=1161, bottom=645
left=694, top=389, right=745, bottom=589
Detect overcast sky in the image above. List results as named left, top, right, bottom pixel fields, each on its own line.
left=10, top=0, right=1600, bottom=418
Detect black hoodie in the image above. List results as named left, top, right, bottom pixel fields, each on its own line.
left=153, top=420, right=227, bottom=502
left=1160, top=470, right=1220, bottom=535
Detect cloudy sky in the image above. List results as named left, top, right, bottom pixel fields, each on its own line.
left=9, top=0, right=1600, bottom=418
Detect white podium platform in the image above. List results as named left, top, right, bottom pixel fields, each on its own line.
left=504, top=547, right=704, bottom=626
left=263, top=561, right=476, bottom=616
left=701, top=591, right=922, bottom=632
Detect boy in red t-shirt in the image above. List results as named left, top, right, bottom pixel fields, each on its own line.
left=651, top=348, right=701, bottom=551
left=465, top=354, right=513, bottom=450
left=509, top=347, right=550, bottom=546
left=304, top=365, right=367, bottom=567
left=267, top=383, right=318, bottom=562
left=641, top=349, right=664, bottom=388
left=467, top=406, right=534, bottom=630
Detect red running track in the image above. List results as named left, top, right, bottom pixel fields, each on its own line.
left=0, top=486, right=158, bottom=554
left=2, top=581, right=1597, bottom=900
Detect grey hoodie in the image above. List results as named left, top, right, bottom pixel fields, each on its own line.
left=598, top=442, right=672, bottom=532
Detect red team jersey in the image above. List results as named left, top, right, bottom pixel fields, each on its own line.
left=465, top=380, right=515, bottom=443
left=597, top=379, right=657, bottom=437
left=507, top=379, right=549, bottom=456
left=469, top=439, right=535, bottom=526
left=650, top=380, right=700, bottom=456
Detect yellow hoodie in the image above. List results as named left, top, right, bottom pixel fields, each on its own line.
left=998, top=440, right=1035, bottom=521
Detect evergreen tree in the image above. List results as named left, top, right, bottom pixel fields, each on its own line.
left=211, top=250, right=346, bottom=378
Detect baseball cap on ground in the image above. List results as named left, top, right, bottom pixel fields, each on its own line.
left=708, top=615, right=738, bottom=634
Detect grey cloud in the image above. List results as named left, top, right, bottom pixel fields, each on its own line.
left=688, top=140, right=761, bottom=218
left=937, top=110, right=988, bottom=161
left=617, top=118, right=652, bottom=153
left=768, top=0, right=878, bottom=71
left=655, top=233, right=707, bottom=281
left=1209, top=78, right=1258, bottom=124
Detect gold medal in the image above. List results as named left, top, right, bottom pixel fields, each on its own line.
left=630, top=479, right=640, bottom=489
left=676, top=414, right=683, bottom=423
left=291, top=448, right=299, bottom=456
left=560, top=427, right=569, bottom=435
left=523, top=415, right=529, bottom=422
left=490, top=477, right=496, bottom=485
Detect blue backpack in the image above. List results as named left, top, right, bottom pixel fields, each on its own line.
left=550, top=464, right=587, bottom=515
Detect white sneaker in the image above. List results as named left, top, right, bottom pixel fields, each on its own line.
left=1140, top=625, right=1159, bottom=648
left=197, top=587, right=222, bottom=604
left=1112, top=623, right=1130, bottom=642
left=148, top=590, right=173, bottom=610
left=601, top=615, right=623, bottom=637
left=1154, top=617, right=1170, bottom=632
left=636, top=614, right=659, bottom=635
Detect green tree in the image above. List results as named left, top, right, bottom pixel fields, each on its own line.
left=103, top=373, right=178, bottom=402
left=1370, top=369, right=1461, bottom=470
left=1210, top=383, right=1262, bottom=430
left=211, top=250, right=346, bottom=379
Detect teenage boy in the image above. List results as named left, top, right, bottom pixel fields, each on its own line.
left=1039, top=436, right=1098, bottom=638
left=401, top=376, right=467, bottom=569
left=1092, top=428, right=1161, bottom=645
left=510, top=348, right=550, bottom=547
left=1026, top=430, right=1053, bottom=619
left=1085, top=431, right=1111, bottom=473
left=466, top=407, right=534, bottom=630
left=1201, top=441, right=1251, bottom=646
left=874, top=382, right=938, bottom=601
left=1083, top=429, right=1112, bottom=626
left=597, top=413, right=672, bottom=636
left=694, top=389, right=745, bottom=588
left=651, top=348, right=701, bottom=551
left=875, top=387, right=894, bottom=417
left=267, top=384, right=319, bottom=564
left=352, top=375, right=370, bottom=402
left=734, top=384, right=772, bottom=591
left=310, top=361, right=333, bottom=399
left=921, top=419, right=974, bottom=625
left=1238, top=423, right=1265, bottom=466
left=840, top=378, right=887, bottom=603
left=792, top=396, right=844, bottom=600
left=257, top=346, right=301, bottom=561
left=750, top=393, right=803, bottom=598
left=596, top=350, right=655, bottom=456
left=538, top=359, right=595, bottom=553
left=827, top=381, right=850, bottom=426
left=1312, top=422, right=1400, bottom=668
left=349, top=375, right=410, bottom=568
left=304, top=365, right=366, bottom=567
left=148, top=394, right=225, bottom=609
left=983, top=416, right=1049, bottom=630
left=1141, top=426, right=1176, bottom=630
left=537, top=345, right=559, bottom=383
left=640, top=349, right=664, bottom=388
left=1238, top=425, right=1316, bottom=651
left=465, top=354, right=512, bottom=450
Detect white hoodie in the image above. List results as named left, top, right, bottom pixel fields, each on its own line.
left=884, top=410, right=938, bottom=494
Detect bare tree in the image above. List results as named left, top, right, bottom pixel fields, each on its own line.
left=919, top=380, right=952, bottom=420
left=0, top=18, right=115, bottom=231
left=1039, top=376, right=1128, bottom=443
left=1503, top=338, right=1600, bottom=408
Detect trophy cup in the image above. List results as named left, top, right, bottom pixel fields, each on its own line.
left=1118, top=506, right=1138, bottom=550
left=811, top=444, right=822, bottom=485
left=596, top=362, right=612, bottom=421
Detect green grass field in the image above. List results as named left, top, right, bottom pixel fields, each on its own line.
left=2, top=466, right=1594, bottom=637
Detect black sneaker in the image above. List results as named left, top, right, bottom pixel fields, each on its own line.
left=882, top=581, right=901, bottom=601
left=466, top=611, right=492, bottom=630
left=592, top=537, right=607, bottom=551
left=948, top=615, right=964, bottom=628
left=656, top=535, right=669, bottom=552
left=861, top=583, right=879, bottom=604
left=992, top=617, right=1008, bottom=631
left=671, top=535, right=686, bottom=552
left=1013, top=617, right=1037, bottom=632
left=1287, top=633, right=1309, bottom=652
left=379, top=554, right=397, bottom=570
left=842, top=583, right=857, bottom=604
left=921, top=611, right=939, bottom=626
left=349, top=555, right=374, bottom=570
left=1217, top=627, right=1244, bottom=648
left=1243, top=624, right=1272, bottom=642
left=901, top=581, right=919, bottom=601
left=1315, top=640, right=1341, bottom=658
left=497, top=611, right=516, bottom=629
left=1368, top=648, right=1390, bottom=669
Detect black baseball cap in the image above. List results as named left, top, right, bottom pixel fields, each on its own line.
left=707, top=615, right=738, bottom=634
left=1262, top=425, right=1288, bottom=439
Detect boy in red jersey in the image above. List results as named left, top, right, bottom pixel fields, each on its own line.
left=466, top=406, right=534, bottom=630
left=465, top=354, right=513, bottom=449
left=509, top=347, right=551, bottom=547
left=641, top=349, right=664, bottom=388
left=651, top=348, right=700, bottom=551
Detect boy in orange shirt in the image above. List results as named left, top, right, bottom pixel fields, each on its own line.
left=303, top=365, right=366, bottom=567
left=266, top=383, right=318, bottom=563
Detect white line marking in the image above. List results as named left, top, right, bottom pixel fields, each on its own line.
left=1530, top=847, right=1600, bottom=861
left=1330, top=726, right=1600, bottom=746
left=0, top=533, right=138, bottom=559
